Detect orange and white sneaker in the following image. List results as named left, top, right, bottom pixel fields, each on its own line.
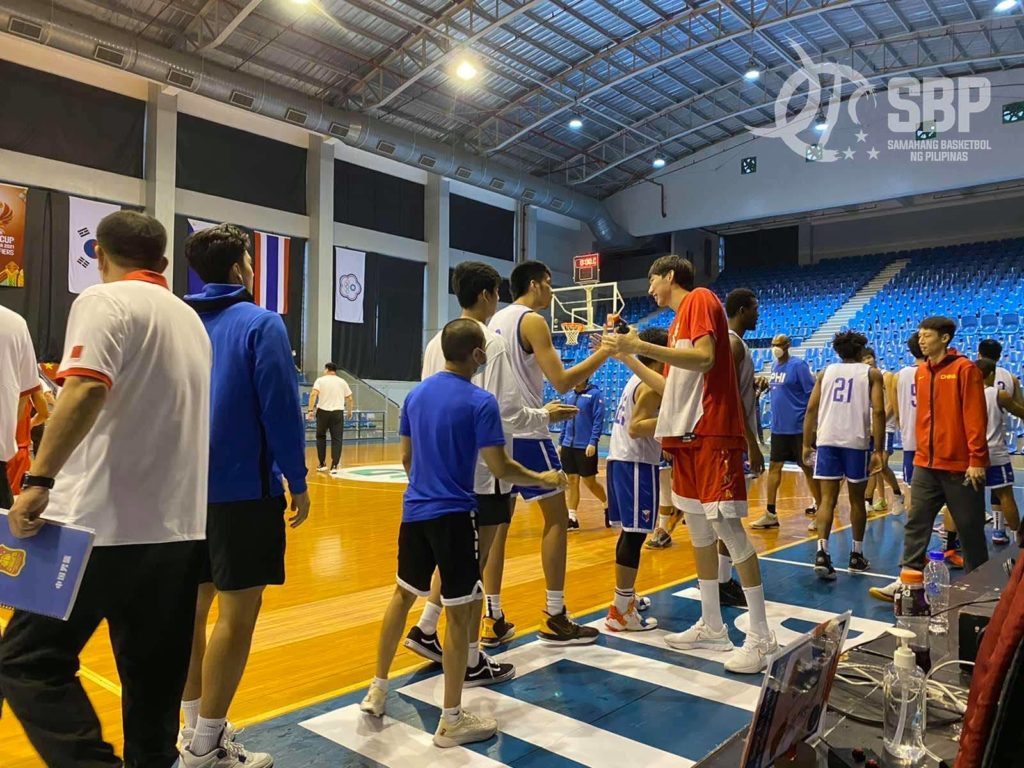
left=605, top=601, right=658, bottom=632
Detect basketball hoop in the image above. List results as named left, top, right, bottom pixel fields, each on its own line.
left=562, top=322, right=586, bottom=346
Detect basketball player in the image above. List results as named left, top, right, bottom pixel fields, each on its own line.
left=604, top=328, right=669, bottom=631
left=802, top=332, right=885, bottom=580
left=489, top=261, right=612, bottom=644
left=603, top=255, right=778, bottom=674
left=559, top=378, right=608, bottom=529
left=359, top=319, right=564, bottom=749
left=976, top=358, right=1024, bottom=543
left=409, top=262, right=577, bottom=670
left=978, top=339, right=1022, bottom=544
left=862, top=349, right=904, bottom=514
left=893, top=333, right=924, bottom=504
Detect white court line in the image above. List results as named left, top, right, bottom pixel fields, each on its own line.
left=301, top=704, right=506, bottom=767
left=759, top=555, right=897, bottom=581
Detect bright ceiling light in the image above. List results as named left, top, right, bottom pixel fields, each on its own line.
left=813, top=111, right=828, bottom=131
left=744, top=61, right=761, bottom=81
left=291, top=0, right=311, bottom=4
left=455, top=60, right=478, bottom=81
left=568, top=117, right=583, bottom=130
left=995, top=0, right=1018, bottom=10
left=652, top=157, right=667, bottom=169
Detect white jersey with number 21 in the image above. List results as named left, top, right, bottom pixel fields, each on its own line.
left=817, top=362, right=871, bottom=450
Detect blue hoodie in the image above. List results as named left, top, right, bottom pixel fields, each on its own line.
left=185, top=284, right=308, bottom=503
left=559, top=383, right=606, bottom=449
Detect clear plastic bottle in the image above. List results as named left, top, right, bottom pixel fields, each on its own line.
left=883, top=628, right=927, bottom=764
left=893, top=568, right=931, bottom=672
left=923, top=550, right=950, bottom=635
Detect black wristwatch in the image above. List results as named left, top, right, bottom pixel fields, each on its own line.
left=21, top=474, right=55, bottom=490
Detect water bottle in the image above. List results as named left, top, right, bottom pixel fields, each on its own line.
left=883, top=628, right=927, bottom=764
left=893, top=568, right=932, bottom=672
left=923, top=550, right=950, bottom=635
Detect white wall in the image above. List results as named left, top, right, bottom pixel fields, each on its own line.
left=607, top=68, right=1024, bottom=236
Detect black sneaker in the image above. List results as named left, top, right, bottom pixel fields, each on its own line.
left=567, top=516, right=580, bottom=531
left=719, top=578, right=748, bottom=607
left=464, top=653, right=516, bottom=687
left=804, top=506, right=817, bottom=517
left=848, top=552, right=871, bottom=573
left=646, top=529, right=672, bottom=549
left=538, top=608, right=599, bottom=646
left=480, top=615, right=516, bottom=649
left=813, top=550, right=837, bottom=580
left=403, top=626, right=443, bottom=663
left=604, top=509, right=612, bottom=528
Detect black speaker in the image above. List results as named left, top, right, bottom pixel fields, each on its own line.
left=959, top=607, right=992, bottom=663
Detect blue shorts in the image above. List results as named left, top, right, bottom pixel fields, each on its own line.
left=607, top=460, right=659, bottom=533
left=885, top=432, right=896, bottom=455
left=902, top=450, right=915, bottom=483
left=511, top=438, right=563, bottom=501
left=986, top=463, right=1014, bottom=490
left=814, top=446, right=870, bottom=483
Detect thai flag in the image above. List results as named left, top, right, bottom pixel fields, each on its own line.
left=253, top=231, right=290, bottom=314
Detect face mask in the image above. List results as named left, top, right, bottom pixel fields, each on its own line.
left=473, top=349, right=488, bottom=373
left=771, top=346, right=785, bottom=360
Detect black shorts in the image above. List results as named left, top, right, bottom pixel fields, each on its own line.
left=476, top=492, right=512, bottom=527
left=770, top=433, right=804, bottom=464
left=397, top=511, right=482, bottom=606
left=560, top=445, right=599, bottom=477
left=199, top=496, right=287, bottom=591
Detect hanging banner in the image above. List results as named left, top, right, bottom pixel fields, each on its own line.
left=68, top=196, right=121, bottom=294
left=185, top=218, right=218, bottom=294
left=335, top=247, right=365, bottom=324
left=253, top=231, right=290, bottom=315
left=0, top=183, right=28, bottom=288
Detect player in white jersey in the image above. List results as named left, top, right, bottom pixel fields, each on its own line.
left=603, top=328, right=669, bottom=632
left=978, top=339, right=1022, bottom=543
left=410, top=263, right=578, bottom=673
left=803, top=331, right=885, bottom=580
left=488, top=261, right=613, bottom=645
left=894, top=333, right=925, bottom=497
left=862, top=348, right=905, bottom=514
left=976, top=358, right=1024, bottom=545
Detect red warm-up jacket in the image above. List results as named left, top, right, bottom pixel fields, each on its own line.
left=913, top=350, right=989, bottom=472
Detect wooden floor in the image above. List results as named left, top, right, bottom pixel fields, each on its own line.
left=1, top=443, right=835, bottom=766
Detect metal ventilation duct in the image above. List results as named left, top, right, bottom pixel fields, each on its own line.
left=0, top=0, right=636, bottom=249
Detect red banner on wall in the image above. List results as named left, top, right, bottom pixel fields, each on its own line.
left=0, top=183, right=27, bottom=288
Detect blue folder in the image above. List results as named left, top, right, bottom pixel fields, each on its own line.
left=0, top=512, right=94, bottom=621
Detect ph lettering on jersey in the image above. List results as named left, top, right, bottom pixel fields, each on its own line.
left=769, top=372, right=787, bottom=385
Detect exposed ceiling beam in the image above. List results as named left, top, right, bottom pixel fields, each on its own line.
left=200, top=0, right=263, bottom=52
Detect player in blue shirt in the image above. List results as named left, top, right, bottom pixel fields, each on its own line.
left=559, top=379, right=607, bottom=529
left=360, top=319, right=564, bottom=749
left=751, top=334, right=822, bottom=529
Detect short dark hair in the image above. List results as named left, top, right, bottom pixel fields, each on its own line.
left=637, top=327, right=669, bottom=366
left=724, top=288, right=757, bottom=318
left=96, top=210, right=166, bottom=269
left=648, top=255, right=694, bottom=290
left=441, top=318, right=485, bottom=363
left=919, top=316, right=957, bottom=342
left=324, top=362, right=337, bottom=372
left=510, top=261, right=551, bottom=299
left=906, top=332, right=923, bottom=360
left=975, top=357, right=997, bottom=380
left=979, top=338, right=1002, bottom=362
left=184, top=224, right=250, bottom=285
left=832, top=330, right=868, bottom=361
left=453, top=262, right=501, bottom=309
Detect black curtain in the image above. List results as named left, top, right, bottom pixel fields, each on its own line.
left=450, top=195, right=514, bottom=261
left=334, top=161, right=424, bottom=241
left=173, top=215, right=305, bottom=363
left=0, top=60, right=145, bottom=178
left=333, top=253, right=424, bottom=381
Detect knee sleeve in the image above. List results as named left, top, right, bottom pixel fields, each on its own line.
left=711, top=517, right=756, bottom=564
left=686, top=512, right=717, bottom=548
left=615, top=531, right=646, bottom=569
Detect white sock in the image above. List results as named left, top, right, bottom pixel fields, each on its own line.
left=181, top=699, right=200, bottom=731
left=442, top=705, right=462, bottom=723
left=372, top=677, right=389, bottom=692
left=468, top=642, right=480, bottom=668
left=613, top=587, right=633, bottom=614
left=743, top=585, right=770, bottom=638
left=852, top=540, right=863, bottom=554
left=994, top=510, right=1005, bottom=530
left=568, top=509, right=579, bottom=522
left=718, top=554, right=733, bottom=583
left=485, top=593, right=502, bottom=619
left=657, top=513, right=671, bottom=530
left=698, top=579, right=724, bottom=632
left=188, top=716, right=225, bottom=757
left=418, top=602, right=442, bottom=635
left=818, top=538, right=828, bottom=552
left=546, top=590, right=565, bottom=616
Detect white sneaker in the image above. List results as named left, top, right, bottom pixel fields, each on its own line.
left=724, top=632, right=778, bottom=674
left=359, top=683, right=387, bottom=717
left=605, top=601, right=658, bottom=632
left=433, top=710, right=498, bottom=748
left=807, top=518, right=818, bottom=531
left=750, top=513, right=779, bottom=529
left=316, top=465, right=328, bottom=472
left=329, top=468, right=343, bottom=477
left=869, top=578, right=901, bottom=603
left=665, top=618, right=734, bottom=652
left=179, top=723, right=239, bottom=752
left=181, top=735, right=272, bottom=768
left=893, top=495, right=906, bottom=514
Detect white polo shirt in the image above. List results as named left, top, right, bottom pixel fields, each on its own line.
left=47, top=271, right=211, bottom=547
left=312, top=374, right=352, bottom=412
left=0, top=305, right=40, bottom=462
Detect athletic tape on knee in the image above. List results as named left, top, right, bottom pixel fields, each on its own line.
left=615, top=531, right=646, bottom=569
left=686, top=512, right=718, bottom=548
left=711, top=517, right=755, bottom=563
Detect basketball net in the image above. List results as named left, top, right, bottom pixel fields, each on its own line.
left=562, top=322, right=585, bottom=346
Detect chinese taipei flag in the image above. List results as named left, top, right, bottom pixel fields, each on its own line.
left=253, top=231, right=289, bottom=314
left=68, top=196, right=120, bottom=294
